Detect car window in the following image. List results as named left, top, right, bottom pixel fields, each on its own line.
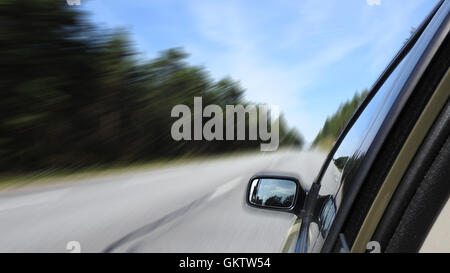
left=308, top=56, right=410, bottom=251
left=318, top=49, right=412, bottom=198
left=308, top=3, right=448, bottom=250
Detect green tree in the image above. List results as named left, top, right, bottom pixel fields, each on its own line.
left=0, top=0, right=303, bottom=174
left=312, top=90, right=368, bottom=150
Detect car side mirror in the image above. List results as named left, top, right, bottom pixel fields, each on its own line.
left=246, top=174, right=307, bottom=214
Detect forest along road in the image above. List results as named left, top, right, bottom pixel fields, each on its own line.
left=0, top=149, right=326, bottom=252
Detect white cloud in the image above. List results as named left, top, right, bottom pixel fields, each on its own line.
left=84, top=0, right=437, bottom=143
left=185, top=0, right=369, bottom=141
left=366, top=0, right=381, bottom=6
left=183, top=0, right=433, bottom=142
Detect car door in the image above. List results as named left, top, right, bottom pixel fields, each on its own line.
left=300, top=0, right=450, bottom=253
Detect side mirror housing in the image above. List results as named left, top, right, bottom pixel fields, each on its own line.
left=246, top=173, right=307, bottom=215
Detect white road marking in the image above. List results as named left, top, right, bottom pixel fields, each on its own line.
left=208, top=176, right=243, bottom=201
left=119, top=172, right=169, bottom=188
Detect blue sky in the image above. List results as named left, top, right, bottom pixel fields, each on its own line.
left=80, top=0, right=439, bottom=142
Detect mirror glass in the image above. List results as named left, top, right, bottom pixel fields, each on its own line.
left=249, top=178, right=297, bottom=208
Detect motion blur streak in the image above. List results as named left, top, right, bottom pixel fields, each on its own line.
left=0, top=0, right=308, bottom=252
left=0, top=150, right=325, bottom=252
left=0, top=0, right=303, bottom=175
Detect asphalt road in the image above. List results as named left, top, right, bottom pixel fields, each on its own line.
left=0, top=150, right=326, bottom=253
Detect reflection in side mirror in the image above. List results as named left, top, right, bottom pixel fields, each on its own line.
left=246, top=174, right=306, bottom=214
left=249, top=178, right=297, bottom=208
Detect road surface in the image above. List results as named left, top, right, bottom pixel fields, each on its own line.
left=0, top=150, right=326, bottom=252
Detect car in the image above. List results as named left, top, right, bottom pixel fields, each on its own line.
left=246, top=0, right=450, bottom=253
